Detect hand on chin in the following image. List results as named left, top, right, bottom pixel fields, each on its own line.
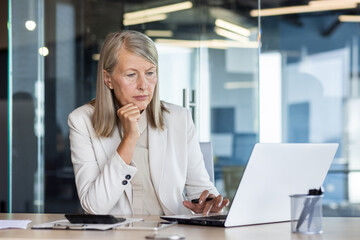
left=123, top=102, right=147, bottom=113
left=134, top=102, right=149, bottom=112
left=119, top=99, right=148, bottom=112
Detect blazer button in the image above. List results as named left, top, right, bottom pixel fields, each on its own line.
left=122, top=180, right=128, bottom=185
left=125, top=174, right=131, bottom=180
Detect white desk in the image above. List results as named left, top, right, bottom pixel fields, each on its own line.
left=0, top=214, right=359, bottom=240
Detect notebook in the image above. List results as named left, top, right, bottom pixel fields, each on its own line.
left=161, top=143, right=338, bottom=227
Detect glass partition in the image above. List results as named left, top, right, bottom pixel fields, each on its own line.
left=259, top=1, right=360, bottom=216
left=8, top=0, right=45, bottom=213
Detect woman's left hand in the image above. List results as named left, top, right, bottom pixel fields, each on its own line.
left=182, top=190, right=230, bottom=215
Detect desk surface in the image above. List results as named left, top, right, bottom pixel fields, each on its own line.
left=0, top=214, right=359, bottom=240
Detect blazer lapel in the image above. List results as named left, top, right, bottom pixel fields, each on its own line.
left=148, top=125, right=167, bottom=197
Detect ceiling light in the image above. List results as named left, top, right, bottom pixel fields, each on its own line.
left=339, top=15, right=360, bottom=22
left=124, top=1, right=192, bottom=20
left=250, top=3, right=357, bottom=17
left=215, top=19, right=251, bottom=37
left=38, top=47, right=49, bottom=56
left=123, top=14, right=167, bottom=26
left=155, top=39, right=258, bottom=49
left=145, top=30, right=173, bottom=37
left=92, top=53, right=100, bottom=61
left=156, top=39, right=199, bottom=48
left=214, top=27, right=249, bottom=42
left=224, top=81, right=258, bottom=89
left=25, top=20, right=36, bottom=31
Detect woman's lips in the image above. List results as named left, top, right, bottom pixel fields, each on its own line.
left=133, top=95, right=148, bottom=101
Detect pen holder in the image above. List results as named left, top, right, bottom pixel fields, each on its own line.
left=290, top=194, right=323, bottom=234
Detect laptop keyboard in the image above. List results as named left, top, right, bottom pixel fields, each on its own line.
left=193, top=214, right=227, bottom=221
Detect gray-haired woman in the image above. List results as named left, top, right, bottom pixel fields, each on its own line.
left=68, top=30, right=229, bottom=216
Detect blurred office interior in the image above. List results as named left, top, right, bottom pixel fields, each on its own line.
left=1, top=0, right=360, bottom=217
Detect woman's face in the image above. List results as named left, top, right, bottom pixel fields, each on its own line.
left=104, top=48, right=157, bottom=111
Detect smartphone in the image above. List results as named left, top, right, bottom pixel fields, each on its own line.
left=65, top=214, right=126, bottom=224
left=191, top=197, right=213, bottom=204
left=145, top=234, right=185, bottom=239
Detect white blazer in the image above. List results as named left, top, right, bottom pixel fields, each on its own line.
left=68, top=102, right=219, bottom=215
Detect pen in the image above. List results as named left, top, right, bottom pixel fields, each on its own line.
left=191, top=197, right=214, bottom=204
left=296, top=187, right=323, bottom=231
left=296, top=198, right=310, bottom=231
left=307, top=198, right=320, bottom=231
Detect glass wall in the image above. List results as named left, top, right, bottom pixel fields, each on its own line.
left=9, top=0, right=360, bottom=217
left=8, top=0, right=259, bottom=213
left=259, top=1, right=360, bottom=216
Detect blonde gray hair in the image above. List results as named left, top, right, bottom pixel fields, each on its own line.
left=91, top=30, right=168, bottom=137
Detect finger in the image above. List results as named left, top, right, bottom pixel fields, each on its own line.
left=198, top=190, right=210, bottom=205
left=203, top=199, right=215, bottom=215
left=183, top=200, right=209, bottom=214
left=118, top=103, right=136, bottom=112
left=215, top=195, right=223, bottom=208
left=217, top=198, right=229, bottom=209
left=118, top=105, right=139, bottom=116
left=119, top=108, right=140, bottom=120
left=208, top=197, right=229, bottom=213
left=123, top=109, right=140, bottom=120
left=183, top=201, right=200, bottom=213
left=120, top=103, right=135, bottom=109
left=223, top=198, right=230, bottom=207
left=214, top=198, right=230, bottom=212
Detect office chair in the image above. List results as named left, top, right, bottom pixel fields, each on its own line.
left=199, top=142, right=215, bottom=184
left=232, top=132, right=257, bottom=165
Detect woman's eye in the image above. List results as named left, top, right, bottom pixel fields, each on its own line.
left=146, top=71, right=154, bottom=77
left=127, top=73, right=136, bottom=78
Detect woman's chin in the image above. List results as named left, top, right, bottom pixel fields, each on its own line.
left=136, top=103, right=149, bottom=111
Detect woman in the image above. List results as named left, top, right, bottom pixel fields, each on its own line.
left=68, top=30, right=229, bottom=216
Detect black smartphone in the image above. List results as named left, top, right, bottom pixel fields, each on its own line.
left=65, top=214, right=126, bottom=224
left=191, top=197, right=214, bottom=204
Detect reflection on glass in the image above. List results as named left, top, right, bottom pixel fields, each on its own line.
left=12, top=93, right=37, bottom=212
left=259, top=0, right=360, bottom=216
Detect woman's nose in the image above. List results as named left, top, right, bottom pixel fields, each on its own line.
left=137, top=74, right=147, bottom=89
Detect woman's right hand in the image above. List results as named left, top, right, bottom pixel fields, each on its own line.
left=116, top=103, right=140, bottom=164
left=116, top=103, right=141, bottom=141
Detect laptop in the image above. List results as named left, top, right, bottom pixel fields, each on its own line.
left=161, top=143, right=338, bottom=227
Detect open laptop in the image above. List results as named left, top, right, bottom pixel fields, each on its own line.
left=161, top=143, right=338, bottom=227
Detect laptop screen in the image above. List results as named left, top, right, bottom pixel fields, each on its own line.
left=225, top=143, right=338, bottom=227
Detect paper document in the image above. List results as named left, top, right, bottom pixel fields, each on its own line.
left=0, top=220, right=32, bottom=230
left=32, top=218, right=143, bottom=231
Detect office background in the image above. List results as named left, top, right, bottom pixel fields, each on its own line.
left=0, top=0, right=360, bottom=217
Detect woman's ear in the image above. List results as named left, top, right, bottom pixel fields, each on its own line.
left=103, top=70, right=113, bottom=89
